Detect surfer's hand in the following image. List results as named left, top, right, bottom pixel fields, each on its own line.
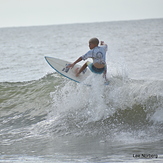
left=100, top=41, right=104, bottom=45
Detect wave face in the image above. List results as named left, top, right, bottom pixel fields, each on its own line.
left=1, top=73, right=163, bottom=147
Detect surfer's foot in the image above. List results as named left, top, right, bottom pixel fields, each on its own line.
left=75, top=68, right=80, bottom=77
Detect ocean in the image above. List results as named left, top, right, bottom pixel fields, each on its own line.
left=0, top=19, right=163, bottom=162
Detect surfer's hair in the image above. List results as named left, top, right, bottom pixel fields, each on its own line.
left=89, top=38, right=99, bottom=45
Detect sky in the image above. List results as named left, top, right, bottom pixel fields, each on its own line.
left=0, top=0, right=163, bottom=27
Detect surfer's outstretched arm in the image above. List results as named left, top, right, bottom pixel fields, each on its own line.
left=68, top=57, right=82, bottom=68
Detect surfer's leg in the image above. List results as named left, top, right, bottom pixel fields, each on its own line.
left=76, top=62, right=88, bottom=77
left=103, top=65, right=109, bottom=83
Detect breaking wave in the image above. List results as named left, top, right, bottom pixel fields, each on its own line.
left=0, top=73, right=163, bottom=145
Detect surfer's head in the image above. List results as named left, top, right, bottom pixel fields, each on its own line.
left=89, top=38, right=99, bottom=49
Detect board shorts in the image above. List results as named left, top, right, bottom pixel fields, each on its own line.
left=86, top=61, right=106, bottom=74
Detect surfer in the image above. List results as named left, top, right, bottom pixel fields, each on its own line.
left=68, top=38, right=108, bottom=79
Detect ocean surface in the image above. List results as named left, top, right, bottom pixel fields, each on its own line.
left=0, top=19, right=163, bottom=162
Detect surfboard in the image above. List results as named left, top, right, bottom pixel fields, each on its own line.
left=45, top=56, right=91, bottom=83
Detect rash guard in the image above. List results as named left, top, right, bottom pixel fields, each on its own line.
left=81, top=44, right=108, bottom=65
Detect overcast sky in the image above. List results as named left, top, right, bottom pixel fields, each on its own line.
left=0, top=0, right=163, bottom=27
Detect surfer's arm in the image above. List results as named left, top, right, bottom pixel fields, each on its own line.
left=68, top=57, right=82, bottom=68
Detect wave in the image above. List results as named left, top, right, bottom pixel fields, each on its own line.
left=44, top=75, right=163, bottom=133
left=0, top=73, right=163, bottom=144
left=0, top=73, right=63, bottom=130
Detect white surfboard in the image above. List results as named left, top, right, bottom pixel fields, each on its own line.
left=45, top=56, right=91, bottom=83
